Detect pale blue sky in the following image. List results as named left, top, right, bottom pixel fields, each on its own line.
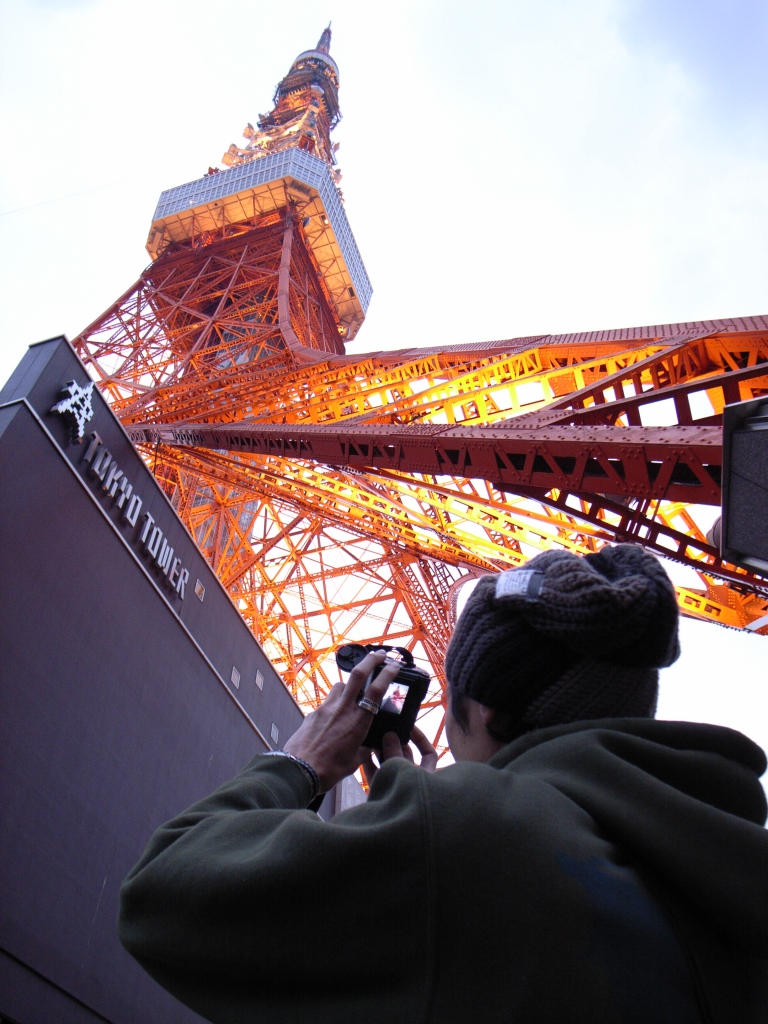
left=1, top=0, right=766, bottom=773
left=622, top=0, right=768, bottom=116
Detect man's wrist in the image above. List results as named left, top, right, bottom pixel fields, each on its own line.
left=262, top=751, right=320, bottom=804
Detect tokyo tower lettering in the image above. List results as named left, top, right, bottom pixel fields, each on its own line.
left=81, top=431, right=189, bottom=600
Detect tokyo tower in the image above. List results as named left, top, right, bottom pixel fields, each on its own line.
left=73, top=27, right=768, bottom=754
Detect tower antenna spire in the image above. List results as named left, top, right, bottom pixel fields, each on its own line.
left=316, top=23, right=332, bottom=53
left=220, top=21, right=341, bottom=172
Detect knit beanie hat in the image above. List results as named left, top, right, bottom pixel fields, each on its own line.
left=444, top=544, right=680, bottom=736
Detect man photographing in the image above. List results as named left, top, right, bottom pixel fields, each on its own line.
left=119, top=545, right=768, bottom=1023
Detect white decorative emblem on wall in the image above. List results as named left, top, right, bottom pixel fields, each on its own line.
left=51, top=380, right=95, bottom=443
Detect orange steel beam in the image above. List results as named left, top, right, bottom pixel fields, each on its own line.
left=512, top=343, right=768, bottom=427
left=131, top=421, right=768, bottom=598
left=109, top=339, right=662, bottom=427
left=496, top=485, right=768, bottom=598
left=128, top=421, right=723, bottom=506
left=114, top=330, right=768, bottom=439
left=514, top=363, right=768, bottom=428
left=148, top=438, right=768, bottom=630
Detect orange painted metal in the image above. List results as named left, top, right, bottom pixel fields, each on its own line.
left=128, top=419, right=724, bottom=506
left=71, top=30, right=768, bottom=755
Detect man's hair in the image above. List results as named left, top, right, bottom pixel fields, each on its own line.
left=450, top=687, right=469, bottom=731
left=450, top=687, right=518, bottom=743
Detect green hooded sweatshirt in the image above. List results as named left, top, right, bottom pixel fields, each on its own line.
left=119, top=719, right=768, bottom=1024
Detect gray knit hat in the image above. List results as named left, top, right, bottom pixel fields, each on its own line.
left=445, top=544, right=680, bottom=736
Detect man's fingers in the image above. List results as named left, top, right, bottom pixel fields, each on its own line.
left=342, top=649, right=404, bottom=710
left=323, top=682, right=347, bottom=705
left=380, top=731, right=406, bottom=762
left=409, top=725, right=435, bottom=754
left=410, top=725, right=438, bottom=772
left=364, top=657, right=403, bottom=705
left=341, top=650, right=387, bottom=706
left=359, top=749, right=378, bottom=788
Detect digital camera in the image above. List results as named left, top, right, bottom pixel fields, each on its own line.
left=335, top=643, right=431, bottom=748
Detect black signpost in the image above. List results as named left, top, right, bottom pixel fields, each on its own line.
left=0, top=337, right=321, bottom=1024
left=720, top=395, right=768, bottom=576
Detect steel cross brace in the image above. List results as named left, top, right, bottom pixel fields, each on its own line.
left=128, top=420, right=723, bottom=506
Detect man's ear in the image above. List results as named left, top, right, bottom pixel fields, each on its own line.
left=478, top=705, right=513, bottom=741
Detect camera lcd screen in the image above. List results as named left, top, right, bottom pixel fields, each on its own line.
left=379, top=682, right=409, bottom=714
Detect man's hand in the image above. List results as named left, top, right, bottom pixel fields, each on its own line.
left=282, top=650, right=403, bottom=792
left=360, top=726, right=438, bottom=789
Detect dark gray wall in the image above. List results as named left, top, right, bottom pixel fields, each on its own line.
left=0, top=339, right=320, bottom=1024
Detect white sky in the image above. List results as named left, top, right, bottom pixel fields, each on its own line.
left=1, top=0, right=766, bottom=783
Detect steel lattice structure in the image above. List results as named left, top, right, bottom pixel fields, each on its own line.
left=73, top=29, right=768, bottom=755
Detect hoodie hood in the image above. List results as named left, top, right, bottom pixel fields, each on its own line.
left=491, top=718, right=768, bottom=957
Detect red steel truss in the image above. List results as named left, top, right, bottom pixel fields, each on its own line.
left=78, top=293, right=768, bottom=753
left=72, top=30, right=768, bottom=756
left=128, top=420, right=724, bottom=507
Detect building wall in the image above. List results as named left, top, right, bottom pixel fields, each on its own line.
left=0, top=338, right=327, bottom=1024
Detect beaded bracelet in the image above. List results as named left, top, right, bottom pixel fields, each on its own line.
left=262, top=751, right=321, bottom=804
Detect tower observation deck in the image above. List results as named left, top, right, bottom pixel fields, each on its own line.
left=74, top=27, right=768, bottom=753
